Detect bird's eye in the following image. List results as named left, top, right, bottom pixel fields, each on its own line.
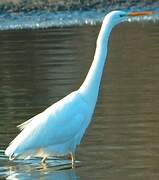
left=120, top=14, right=125, bottom=17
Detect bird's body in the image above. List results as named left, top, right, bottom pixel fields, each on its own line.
left=6, top=90, right=94, bottom=160
left=5, top=10, right=152, bottom=165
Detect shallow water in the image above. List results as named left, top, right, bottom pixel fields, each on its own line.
left=0, top=20, right=159, bottom=179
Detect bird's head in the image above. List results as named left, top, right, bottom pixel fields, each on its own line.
left=105, top=10, right=153, bottom=27
left=97, top=10, right=154, bottom=48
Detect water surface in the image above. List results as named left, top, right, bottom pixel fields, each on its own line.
left=0, top=20, right=159, bottom=179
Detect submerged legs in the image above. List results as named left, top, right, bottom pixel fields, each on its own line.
left=41, top=152, right=75, bottom=168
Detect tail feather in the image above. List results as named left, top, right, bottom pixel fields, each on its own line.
left=5, top=135, right=19, bottom=160
left=9, top=153, right=16, bottom=160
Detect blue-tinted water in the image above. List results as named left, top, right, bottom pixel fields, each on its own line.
left=0, top=6, right=159, bottom=30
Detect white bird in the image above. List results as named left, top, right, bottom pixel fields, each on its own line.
left=5, top=10, right=152, bottom=166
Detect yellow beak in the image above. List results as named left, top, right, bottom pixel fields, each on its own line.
left=128, top=11, right=153, bottom=17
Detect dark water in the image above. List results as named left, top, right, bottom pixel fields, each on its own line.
left=0, top=20, right=159, bottom=179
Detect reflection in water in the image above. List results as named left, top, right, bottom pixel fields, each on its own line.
left=0, top=21, right=159, bottom=179
left=7, top=167, right=76, bottom=180
left=0, top=150, right=77, bottom=179
left=6, top=167, right=76, bottom=180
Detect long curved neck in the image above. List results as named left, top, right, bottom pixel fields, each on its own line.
left=79, top=15, right=114, bottom=106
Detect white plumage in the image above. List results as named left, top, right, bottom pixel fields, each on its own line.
left=5, top=10, right=152, bottom=165
left=6, top=91, right=94, bottom=159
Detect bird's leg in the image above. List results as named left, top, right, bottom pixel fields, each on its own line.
left=68, top=152, right=75, bottom=168
left=41, top=156, right=48, bottom=163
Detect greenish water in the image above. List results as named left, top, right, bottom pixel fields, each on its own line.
left=0, top=20, right=159, bottom=179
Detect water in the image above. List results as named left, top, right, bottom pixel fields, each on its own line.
left=0, top=19, right=159, bottom=179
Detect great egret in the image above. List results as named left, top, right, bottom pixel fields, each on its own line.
left=5, top=10, right=153, bottom=166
